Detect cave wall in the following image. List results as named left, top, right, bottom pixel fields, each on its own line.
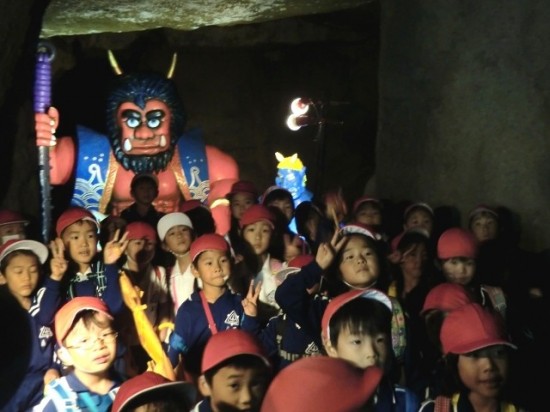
left=378, top=0, right=550, bottom=251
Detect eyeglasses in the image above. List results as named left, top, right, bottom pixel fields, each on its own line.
left=64, top=331, right=118, bottom=351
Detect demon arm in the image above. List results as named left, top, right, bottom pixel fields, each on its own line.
left=35, top=107, right=75, bottom=185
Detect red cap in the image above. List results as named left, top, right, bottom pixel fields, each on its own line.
left=239, top=204, right=275, bottom=229
left=260, top=185, right=292, bottom=205
left=0, top=210, right=29, bottom=226
left=340, top=223, right=377, bottom=240
left=404, top=202, right=434, bottom=219
left=111, top=371, right=196, bottom=412
left=321, top=288, right=393, bottom=342
left=55, top=297, right=112, bottom=345
left=201, top=329, right=270, bottom=373
left=125, top=222, right=157, bottom=241
left=56, top=207, right=99, bottom=237
left=260, top=357, right=383, bottom=412
left=179, top=199, right=206, bottom=213
left=468, top=204, right=498, bottom=221
left=227, top=180, right=259, bottom=199
left=390, top=227, right=430, bottom=252
left=437, top=227, right=478, bottom=259
left=0, top=239, right=49, bottom=266
left=352, top=196, right=380, bottom=214
left=440, top=303, right=516, bottom=355
left=190, top=233, right=229, bottom=262
left=421, top=283, right=474, bottom=315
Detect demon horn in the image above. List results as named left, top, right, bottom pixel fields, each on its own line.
left=107, top=50, right=123, bottom=76
left=166, top=53, right=177, bottom=79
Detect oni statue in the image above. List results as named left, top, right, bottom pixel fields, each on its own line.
left=35, top=53, right=238, bottom=224
left=274, top=152, right=313, bottom=208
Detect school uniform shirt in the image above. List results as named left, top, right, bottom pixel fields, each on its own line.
left=32, top=372, right=119, bottom=411
left=66, top=261, right=124, bottom=315
left=418, top=391, right=524, bottom=412
left=167, top=289, right=260, bottom=376
left=168, top=260, right=197, bottom=315
left=374, top=378, right=420, bottom=412
left=1, top=278, right=60, bottom=411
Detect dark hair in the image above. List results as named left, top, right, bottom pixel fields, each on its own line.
left=130, top=175, right=158, bottom=192
left=63, top=309, right=113, bottom=345
left=0, top=249, right=41, bottom=275
left=203, top=354, right=271, bottom=385
left=186, top=207, right=216, bottom=237
left=328, top=298, right=394, bottom=375
left=323, top=234, right=390, bottom=297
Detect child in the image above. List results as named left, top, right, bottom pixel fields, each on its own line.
left=157, top=212, right=197, bottom=314
left=180, top=199, right=217, bottom=237
left=234, top=204, right=283, bottom=323
left=118, top=221, right=171, bottom=375
left=54, top=206, right=129, bottom=314
left=194, top=329, right=272, bottom=412
left=0, top=209, right=29, bottom=245
left=167, top=233, right=261, bottom=379
left=112, top=371, right=196, bottom=412
left=226, top=180, right=259, bottom=258
left=34, top=297, right=120, bottom=411
left=0, top=239, right=59, bottom=410
left=261, top=185, right=295, bottom=232
left=437, top=227, right=507, bottom=319
left=321, top=288, right=420, bottom=410
left=419, top=303, right=523, bottom=412
left=261, top=356, right=383, bottom=412
left=403, top=202, right=435, bottom=238
left=468, top=204, right=499, bottom=243
left=120, top=172, right=165, bottom=228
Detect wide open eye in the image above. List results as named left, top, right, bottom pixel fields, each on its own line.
left=125, top=117, right=141, bottom=129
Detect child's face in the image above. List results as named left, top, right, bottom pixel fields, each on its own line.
left=0, top=223, right=26, bottom=245
left=339, top=235, right=379, bottom=288
left=163, top=225, right=193, bottom=255
left=355, top=203, right=382, bottom=227
left=243, top=222, right=273, bottom=257
left=442, top=257, right=476, bottom=285
left=267, top=198, right=294, bottom=222
left=132, top=181, right=158, bottom=205
left=206, top=365, right=270, bottom=412
left=126, top=238, right=156, bottom=266
left=231, top=193, right=256, bottom=220
left=325, top=325, right=389, bottom=370
left=192, top=250, right=231, bottom=288
left=61, top=315, right=117, bottom=375
left=0, top=253, right=40, bottom=301
left=470, top=214, right=498, bottom=242
left=457, top=345, right=509, bottom=400
left=404, top=209, right=433, bottom=235
left=399, top=243, right=427, bottom=279
left=61, top=220, right=98, bottom=269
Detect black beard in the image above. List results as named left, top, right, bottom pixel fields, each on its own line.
left=111, top=135, right=176, bottom=174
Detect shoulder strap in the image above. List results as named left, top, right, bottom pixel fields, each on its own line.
left=199, top=290, right=218, bottom=334
left=48, top=378, right=79, bottom=411
left=434, top=395, right=451, bottom=412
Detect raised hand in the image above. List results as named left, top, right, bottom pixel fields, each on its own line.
left=241, top=280, right=261, bottom=317
left=103, top=228, right=129, bottom=264
left=49, top=238, right=68, bottom=281
left=35, top=106, right=59, bottom=147
left=315, top=229, right=347, bottom=270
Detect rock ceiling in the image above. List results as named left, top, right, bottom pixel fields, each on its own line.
left=41, top=0, right=372, bottom=37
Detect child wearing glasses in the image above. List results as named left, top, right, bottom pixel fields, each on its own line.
left=34, top=297, right=120, bottom=411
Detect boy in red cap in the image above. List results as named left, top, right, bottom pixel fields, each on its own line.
left=117, top=221, right=171, bottom=375
left=437, top=227, right=507, bottom=320
left=419, top=303, right=524, bottom=412
left=261, top=357, right=383, bottom=412
left=53, top=206, right=129, bottom=315
left=321, top=288, right=419, bottom=411
left=0, top=238, right=65, bottom=410
left=34, top=297, right=120, bottom=411
left=112, top=371, right=196, bottom=412
left=193, top=329, right=272, bottom=412
left=0, top=209, right=29, bottom=245
left=167, top=233, right=261, bottom=382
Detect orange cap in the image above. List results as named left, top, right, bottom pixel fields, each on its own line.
left=54, top=297, right=112, bottom=345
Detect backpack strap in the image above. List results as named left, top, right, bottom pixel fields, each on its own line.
left=434, top=395, right=451, bottom=412
left=48, top=378, right=79, bottom=411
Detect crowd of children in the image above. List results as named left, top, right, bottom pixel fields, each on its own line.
left=0, top=179, right=547, bottom=412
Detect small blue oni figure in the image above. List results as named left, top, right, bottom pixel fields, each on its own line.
left=275, top=152, right=313, bottom=209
